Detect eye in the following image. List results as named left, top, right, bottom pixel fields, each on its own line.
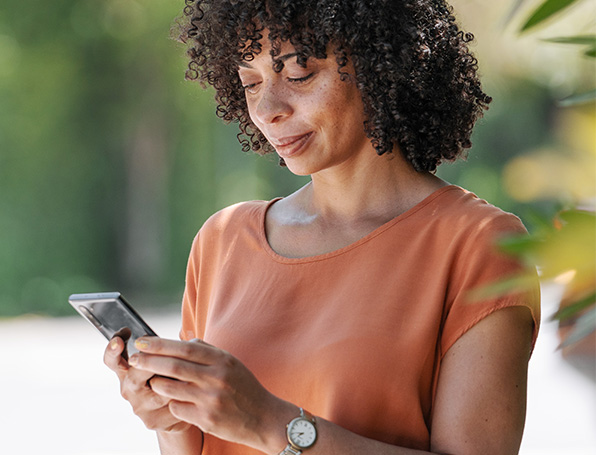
left=242, top=82, right=260, bottom=95
left=288, top=73, right=314, bottom=84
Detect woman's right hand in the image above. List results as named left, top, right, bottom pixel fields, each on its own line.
left=103, top=335, right=192, bottom=433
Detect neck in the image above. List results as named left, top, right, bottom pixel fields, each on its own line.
left=300, top=149, right=445, bottom=224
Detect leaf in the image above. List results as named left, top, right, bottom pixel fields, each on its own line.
left=497, top=210, right=595, bottom=283
left=543, top=35, right=596, bottom=46
left=558, top=89, right=596, bottom=106
left=552, top=291, right=596, bottom=321
left=557, top=209, right=596, bottom=226
left=536, top=210, right=596, bottom=281
left=521, top=0, right=581, bottom=32
left=558, top=306, right=596, bottom=348
left=525, top=208, right=563, bottom=233
left=542, top=35, right=596, bottom=59
left=482, top=210, right=595, bottom=309
left=467, top=274, right=539, bottom=302
left=498, top=234, right=543, bottom=256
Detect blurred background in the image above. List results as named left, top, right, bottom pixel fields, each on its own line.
left=0, top=0, right=594, bottom=453
left=0, top=0, right=594, bottom=315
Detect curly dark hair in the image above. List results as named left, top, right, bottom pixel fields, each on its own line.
left=177, top=0, right=492, bottom=173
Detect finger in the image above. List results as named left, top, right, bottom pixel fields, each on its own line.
left=149, top=375, right=201, bottom=403
left=129, top=352, right=212, bottom=384
left=124, top=364, right=158, bottom=389
left=113, top=328, right=133, bottom=361
left=168, top=400, right=200, bottom=426
left=134, top=337, right=222, bottom=365
left=120, top=370, right=171, bottom=414
left=135, top=403, right=186, bottom=432
left=126, top=383, right=170, bottom=413
left=104, top=337, right=129, bottom=375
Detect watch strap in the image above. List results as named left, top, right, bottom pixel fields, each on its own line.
left=301, top=408, right=316, bottom=423
left=279, top=445, right=302, bottom=455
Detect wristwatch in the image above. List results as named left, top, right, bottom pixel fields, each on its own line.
left=279, top=408, right=318, bottom=455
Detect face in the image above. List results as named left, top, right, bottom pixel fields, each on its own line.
left=237, top=40, right=373, bottom=176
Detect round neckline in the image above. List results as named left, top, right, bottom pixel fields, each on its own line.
left=258, top=184, right=461, bottom=264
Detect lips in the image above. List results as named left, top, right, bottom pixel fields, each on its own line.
left=270, top=132, right=313, bottom=158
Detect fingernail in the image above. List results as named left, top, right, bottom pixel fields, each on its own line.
left=128, top=355, right=138, bottom=366
left=110, top=339, right=119, bottom=350
left=135, top=338, right=150, bottom=350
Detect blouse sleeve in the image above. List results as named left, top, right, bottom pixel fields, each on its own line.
left=440, top=212, right=541, bottom=358
left=177, top=202, right=254, bottom=342
left=179, top=233, right=201, bottom=342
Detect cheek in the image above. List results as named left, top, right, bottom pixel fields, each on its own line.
left=326, top=80, right=362, bottom=115
left=308, top=86, right=353, bottom=124
left=325, top=91, right=366, bottom=130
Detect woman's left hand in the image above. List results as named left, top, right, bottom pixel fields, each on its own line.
left=128, top=337, right=293, bottom=453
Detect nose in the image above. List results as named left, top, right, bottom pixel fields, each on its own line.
left=253, top=80, right=293, bottom=125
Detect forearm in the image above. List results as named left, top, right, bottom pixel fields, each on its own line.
left=157, top=426, right=204, bottom=455
left=282, top=418, right=434, bottom=455
left=261, top=409, right=435, bottom=455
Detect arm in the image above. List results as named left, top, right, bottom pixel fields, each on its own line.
left=130, top=305, right=534, bottom=455
left=430, top=306, right=533, bottom=454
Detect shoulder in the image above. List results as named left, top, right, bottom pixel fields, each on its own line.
left=433, top=186, right=528, bottom=242
left=188, top=199, right=276, bottom=256
left=428, top=187, right=532, bottom=278
left=427, top=186, right=536, bottom=300
left=198, top=199, right=273, bottom=237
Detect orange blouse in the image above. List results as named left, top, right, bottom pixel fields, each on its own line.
left=180, top=185, right=540, bottom=453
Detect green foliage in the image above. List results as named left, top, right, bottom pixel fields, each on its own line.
left=543, top=35, right=596, bottom=59
left=478, top=209, right=596, bottom=346
left=491, top=0, right=596, bottom=347
left=553, top=291, right=596, bottom=322
left=558, top=89, right=596, bottom=106
left=543, top=35, right=596, bottom=46
left=520, top=0, right=582, bottom=32
left=559, top=307, right=596, bottom=348
left=516, top=0, right=595, bottom=105
left=500, top=210, right=596, bottom=282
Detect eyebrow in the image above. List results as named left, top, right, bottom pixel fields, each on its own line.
left=239, top=52, right=299, bottom=68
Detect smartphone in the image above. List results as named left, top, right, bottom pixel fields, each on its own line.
left=68, top=292, right=158, bottom=360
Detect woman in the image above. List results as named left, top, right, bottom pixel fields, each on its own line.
left=105, top=1, right=540, bottom=454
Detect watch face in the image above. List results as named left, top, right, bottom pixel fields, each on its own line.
left=288, top=418, right=317, bottom=449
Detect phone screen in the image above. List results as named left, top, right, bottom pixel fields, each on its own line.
left=69, top=292, right=158, bottom=359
